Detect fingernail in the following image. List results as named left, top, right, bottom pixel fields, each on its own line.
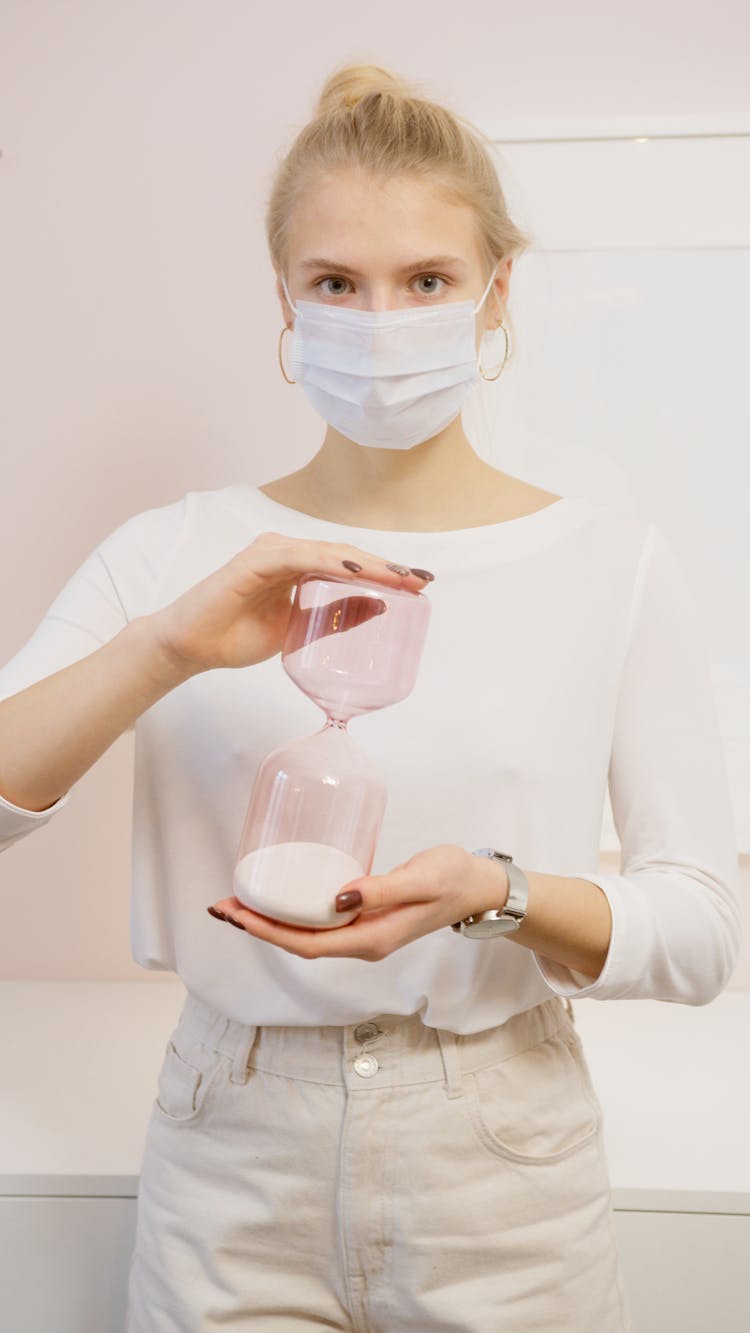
left=223, top=914, right=247, bottom=931
left=409, top=567, right=435, bottom=582
left=336, top=890, right=363, bottom=912
left=341, top=560, right=362, bottom=572
left=385, top=564, right=411, bottom=576
left=207, top=905, right=245, bottom=931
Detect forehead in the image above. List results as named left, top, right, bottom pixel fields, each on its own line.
left=286, top=168, right=484, bottom=271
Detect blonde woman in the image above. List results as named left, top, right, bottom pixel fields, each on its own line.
left=0, top=63, right=740, bottom=1333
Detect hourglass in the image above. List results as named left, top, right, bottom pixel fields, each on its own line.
left=232, top=572, right=432, bottom=929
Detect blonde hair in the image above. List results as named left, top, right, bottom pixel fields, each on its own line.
left=265, top=62, right=534, bottom=356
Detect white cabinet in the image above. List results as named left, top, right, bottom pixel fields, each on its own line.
left=1, top=1198, right=748, bottom=1332
left=1, top=982, right=748, bottom=1332
left=0, top=1197, right=137, bottom=1333
left=613, top=1211, right=750, bottom=1333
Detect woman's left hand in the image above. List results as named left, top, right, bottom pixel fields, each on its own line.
left=208, top=843, right=504, bottom=961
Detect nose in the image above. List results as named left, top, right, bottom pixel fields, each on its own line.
left=357, top=285, right=406, bottom=311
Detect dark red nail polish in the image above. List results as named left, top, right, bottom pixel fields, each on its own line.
left=409, top=567, right=435, bottom=582
left=342, top=560, right=362, bottom=572
left=336, top=890, right=363, bottom=912
left=224, top=915, right=246, bottom=931
left=207, top=906, right=227, bottom=921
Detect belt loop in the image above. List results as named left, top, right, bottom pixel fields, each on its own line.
left=435, top=1028, right=465, bottom=1100
left=230, top=1023, right=259, bottom=1085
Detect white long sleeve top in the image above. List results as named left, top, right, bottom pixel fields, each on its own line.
left=0, top=485, right=742, bottom=1033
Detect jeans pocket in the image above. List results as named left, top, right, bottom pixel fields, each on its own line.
left=154, top=1036, right=225, bottom=1125
left=463, top=1024, right=602, bottom=1165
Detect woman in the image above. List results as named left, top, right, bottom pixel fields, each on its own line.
left=0, top=64, right=741, bottom=1333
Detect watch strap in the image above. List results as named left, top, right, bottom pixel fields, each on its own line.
left=451, top=850, right=529, bottom=935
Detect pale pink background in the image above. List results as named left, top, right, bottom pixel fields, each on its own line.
left=1, top=0, right=747, bottom=984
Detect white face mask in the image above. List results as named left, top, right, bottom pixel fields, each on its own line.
left=280, top=265, right=499, bottom=449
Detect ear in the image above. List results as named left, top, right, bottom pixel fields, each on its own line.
left=274, top=269, right=295, bottom=328
left=491, top=256, right=513, bottom=329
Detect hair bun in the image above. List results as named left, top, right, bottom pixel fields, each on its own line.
left=315, top=63, right=412, bottom=117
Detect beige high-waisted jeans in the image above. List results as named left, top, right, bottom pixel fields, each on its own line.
left=125, top=990, right=633, bottom=1332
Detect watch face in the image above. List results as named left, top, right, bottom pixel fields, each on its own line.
left=464, top=917, right=520, bottom=938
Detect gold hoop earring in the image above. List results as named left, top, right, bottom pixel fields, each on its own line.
left=278, top=325, right=296, bottom=384
left=479, top=323, right=510, bottom=381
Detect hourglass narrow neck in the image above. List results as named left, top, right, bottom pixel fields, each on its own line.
left=324, top=715, right=350, bottom=731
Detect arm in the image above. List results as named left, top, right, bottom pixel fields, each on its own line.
left=473, top=525, right=742, bottom=1004
left=0, top=498, right=423, bottom=853
left=0, top=501, right=189, bottom=850
left=0, top=616, right=198, bottom=817
left=467, top=858, right=611, bottom=979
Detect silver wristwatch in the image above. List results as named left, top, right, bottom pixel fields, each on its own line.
left=451, top=849, right=529, bottom=938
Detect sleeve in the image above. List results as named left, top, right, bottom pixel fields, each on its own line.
left=0, top=497, right=187, bottom=852
left=531, top=523, right=743, bottom=1005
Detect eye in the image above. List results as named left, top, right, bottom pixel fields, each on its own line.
left=413, top=274, right=447, bottom=296
left=314, top=273, right=450, bottom=298
left=315, top=276, right=352, bottom=297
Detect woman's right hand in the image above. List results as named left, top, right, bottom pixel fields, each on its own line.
left=147, top=530, right=433, bottom=676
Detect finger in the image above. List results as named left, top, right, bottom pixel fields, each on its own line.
left=309, top=901, right=437, bottom=960
left=338, top=867, right=432, bottom=915
left=342, top=846, right=471, bottom=916
left=238, top=533, right=432, bottom=596
left=208, top=896, right=421, bottom=960
left=209, top=898, right=338, bottom=956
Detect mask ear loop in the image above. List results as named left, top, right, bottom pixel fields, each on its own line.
left=474, top=263, right=500, bottom=314
left=280, top=272, right=298, bottom=316
left=476, top=263, right=510, bottom=381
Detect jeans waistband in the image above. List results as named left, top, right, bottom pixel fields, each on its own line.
left=175, top=992, right=575, bottom=1099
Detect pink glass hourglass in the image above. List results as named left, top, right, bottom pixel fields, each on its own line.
left=232, top=572, right=432, bottom=929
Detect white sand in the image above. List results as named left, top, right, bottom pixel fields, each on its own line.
left=233, top=840, right=366, bottom=929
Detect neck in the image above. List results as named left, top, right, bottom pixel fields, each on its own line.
left=295, top=417, right=507, bottom=525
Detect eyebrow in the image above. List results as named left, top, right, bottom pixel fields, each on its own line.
left=296, top=254, right=468, bottom=277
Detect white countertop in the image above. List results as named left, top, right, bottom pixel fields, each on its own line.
left=1, top=981, right=747, bottom=1213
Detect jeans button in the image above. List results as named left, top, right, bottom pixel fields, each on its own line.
left=353, top=1054, right=379, bottom=1078
left=353, top=1022, right=381, bottom=1043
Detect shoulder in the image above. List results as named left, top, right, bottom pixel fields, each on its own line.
left=97, top=483, right=252, bottom=560
left=96, top=491, right=191, bottom=568
left=98, top=484, right=277, bottom=603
